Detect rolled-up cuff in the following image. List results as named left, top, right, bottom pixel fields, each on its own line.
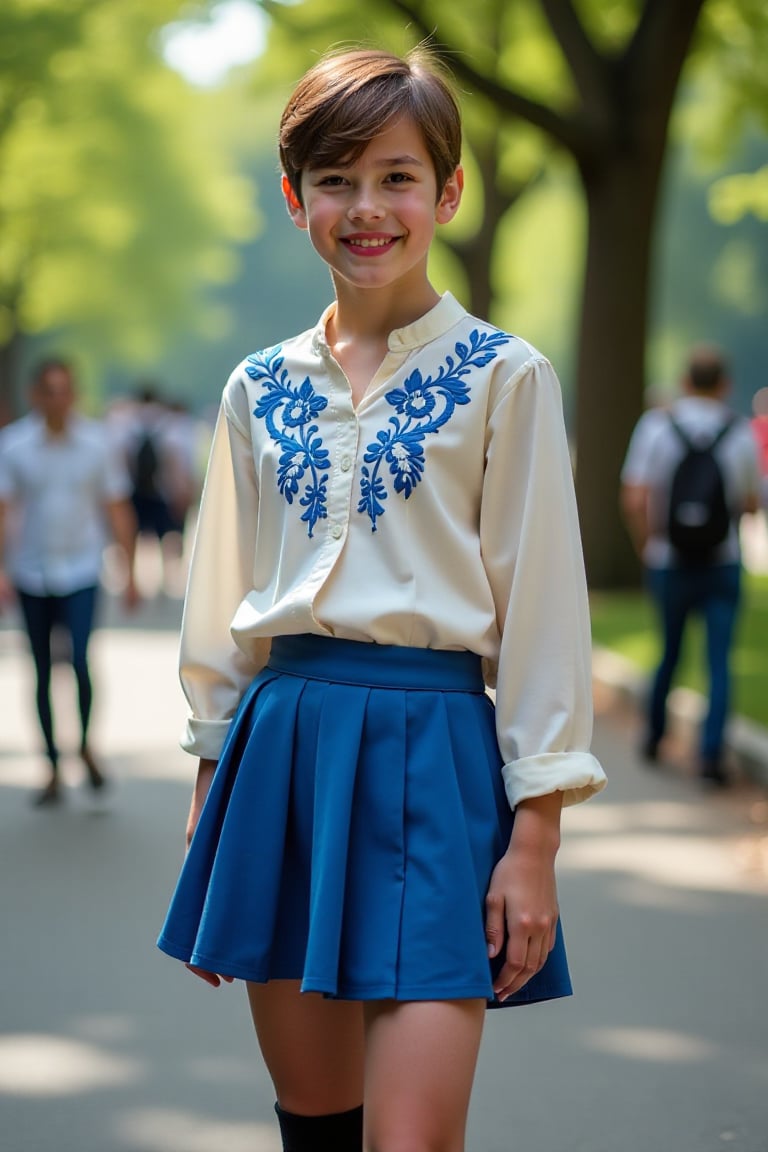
left=502, top=751, right=607, bottom=810
left=180, top=717, right=233, bottom=761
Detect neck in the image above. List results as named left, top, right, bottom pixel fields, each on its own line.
left=329, top=277, right=441, bottom=344
left=44, top=415, right=68, bottom=436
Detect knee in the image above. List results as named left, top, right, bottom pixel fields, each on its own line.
left=366, top=1138, right=455, bottom=1152
left=365, top=1118, right=460, bottom=1152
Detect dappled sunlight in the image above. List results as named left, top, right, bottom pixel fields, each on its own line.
left=75, top=1014, right=139, bottom=1045
left=0, top=1034, right=140, bottom=1096
left=564, top=799, right=722, bottom=835
left=0, top=623, right=191, bottom=785
left=560, top=829, right=768, bottom=894
left=583, top=1026, right=717, bottom=1064
left=89, top=631, right=189, bottom=758
left=597, top=875, right=716, bottom=913
left=561, top=798, right=768, bottom=895
left=113, top=1109, right=279, bottom=1152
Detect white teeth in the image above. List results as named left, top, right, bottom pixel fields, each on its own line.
left=349, top=237, right=391, bottom=248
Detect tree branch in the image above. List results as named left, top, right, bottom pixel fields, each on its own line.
left=384, top=0, right=593, bottom=157
left=623, top=0, right=706, bottom=113
left=537, top=0, right=613, bottom=112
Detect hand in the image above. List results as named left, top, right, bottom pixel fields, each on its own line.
left=185, top=963, right=235, bottom=989
left=485, top=794, right=563, bottom=1001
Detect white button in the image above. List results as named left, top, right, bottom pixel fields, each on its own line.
left=331, top=524, right=343, bottom=539
left=340, top=455, right=352, bottom=472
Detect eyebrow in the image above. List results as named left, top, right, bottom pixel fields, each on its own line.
left=379, top=155, right=425, bottom=167
left=313, top=154, right=426, bottom=171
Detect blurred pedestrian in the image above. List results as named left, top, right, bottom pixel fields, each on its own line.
left=621, top=344, right=761, bottom=786
left=751, top=386, right=768, bottom=516
left=115, top=384, right=197, bottom=597
left=0, top=358, right=138, bottom=805
left=157, top=46, right=605, bottom=1152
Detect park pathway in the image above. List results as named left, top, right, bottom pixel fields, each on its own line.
left=1, top=590, right=766, bottom=1152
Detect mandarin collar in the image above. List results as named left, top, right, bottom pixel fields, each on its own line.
left=311, top=292, right=466, bottom=357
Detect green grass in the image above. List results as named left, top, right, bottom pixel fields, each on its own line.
left=589, top=571, right=768, bottom=731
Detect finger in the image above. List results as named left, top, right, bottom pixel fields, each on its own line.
left=484, top=893, right=506, bottom=959
left=185, top=963, right=233, bottom=988
left=492, top=937, right=530, bottom=998
left=495, top=921, right=559, bottom=1000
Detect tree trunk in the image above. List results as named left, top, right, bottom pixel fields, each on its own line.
left=574, top=151, right=663, bottom=588
left=0, top=329, right=22, bottom=427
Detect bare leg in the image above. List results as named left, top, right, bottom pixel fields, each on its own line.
left=246, top=979, right=364, bottom=1116
left=363, top=999, right=485, bottom=1152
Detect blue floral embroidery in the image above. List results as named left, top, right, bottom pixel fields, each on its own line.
left=358, top=327, right=513, bottom=530
left=246, top=346, right=330, bottom=538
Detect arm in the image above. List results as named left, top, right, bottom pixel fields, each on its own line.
left=620, top=481, right=650, bottom=558
left=178, top=395, right=269, bottom=762
left=480, top=356, right=605, bottom=997
left=103, top=497, right=139, bottom=608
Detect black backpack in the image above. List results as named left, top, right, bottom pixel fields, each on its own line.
left=131, top=430, right=161, bottom=499
left=667, top=415, right=735, bottom=562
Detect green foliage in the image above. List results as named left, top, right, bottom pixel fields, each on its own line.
left=0, top=0, right=259, bottom=394
left=709, top=165, right=768, bottom=223
left=650, top=128, right=768, bottom=411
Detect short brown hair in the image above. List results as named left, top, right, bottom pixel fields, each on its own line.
left=686, top=344, right=729, bottom=394
left=279, top=46, right=462, bottom=204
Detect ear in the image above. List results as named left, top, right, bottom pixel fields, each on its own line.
left=281, top=174, right=307, bottom=229
left=435, top=165, right=464, bottom=225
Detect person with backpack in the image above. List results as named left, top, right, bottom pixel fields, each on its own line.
left=120, top=384, right=193, bottom=597
left=621, top=345, right=760, bottom=786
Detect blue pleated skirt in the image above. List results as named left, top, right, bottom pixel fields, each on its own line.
left=157, top=634, right=572, bottom=1007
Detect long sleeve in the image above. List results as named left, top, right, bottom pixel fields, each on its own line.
left=480, top=355, right=606, bottom=808
left=179, top=399, right=270, bottom=759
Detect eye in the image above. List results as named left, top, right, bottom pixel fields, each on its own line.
left=316, top=174, right=347, bottom=187
left=386, top=172, right=414, bottom=184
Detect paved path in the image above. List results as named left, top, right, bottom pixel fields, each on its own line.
left=1, top=594, right=767, bottom=1152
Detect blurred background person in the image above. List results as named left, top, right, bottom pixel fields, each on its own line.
left=620, top=344, right=761, bottom=787
left=111, top=384, right=200, bottom=598
left=0, top=358, right=138, bottom=806
left=751, top=386, right=768, bottom=515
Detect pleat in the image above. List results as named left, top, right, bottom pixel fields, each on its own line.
left=393, top=691, right=496, bottom=999
left=157, top=637, right=572, bottom=1006
left=330, top=685, right=409, bottom=997
left=158, top=668, right=299, bottom=979
left=302, top=683, right=367, bottom=993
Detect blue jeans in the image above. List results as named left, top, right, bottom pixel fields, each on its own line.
left=16, top=584, right=99, bottom=767
left=646, top=564, right=741, bottom=764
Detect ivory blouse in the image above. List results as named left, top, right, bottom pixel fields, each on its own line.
left=179, top=293, right=606, bottom=809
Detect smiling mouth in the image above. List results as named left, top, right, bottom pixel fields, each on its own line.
left=341, top=236, right=400, bottom=252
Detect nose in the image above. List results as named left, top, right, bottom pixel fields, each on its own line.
left=347, top=184, right=385, bottom=222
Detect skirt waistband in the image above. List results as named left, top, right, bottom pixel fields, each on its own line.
left=266, top=634, right=485, bottom=692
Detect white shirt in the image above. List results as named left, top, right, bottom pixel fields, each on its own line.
left=0, top=413, right=130, bottom=595
left=621, top=396, right=761, bottom=568
left=180, top=293, right=606, bottom=810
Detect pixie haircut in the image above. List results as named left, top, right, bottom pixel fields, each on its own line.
left=279, top=47, right=462, bottom=204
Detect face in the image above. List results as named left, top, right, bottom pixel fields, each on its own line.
left=35, top=367, right=75, bottom=425
left=283, top=114, right=463, bottom=294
